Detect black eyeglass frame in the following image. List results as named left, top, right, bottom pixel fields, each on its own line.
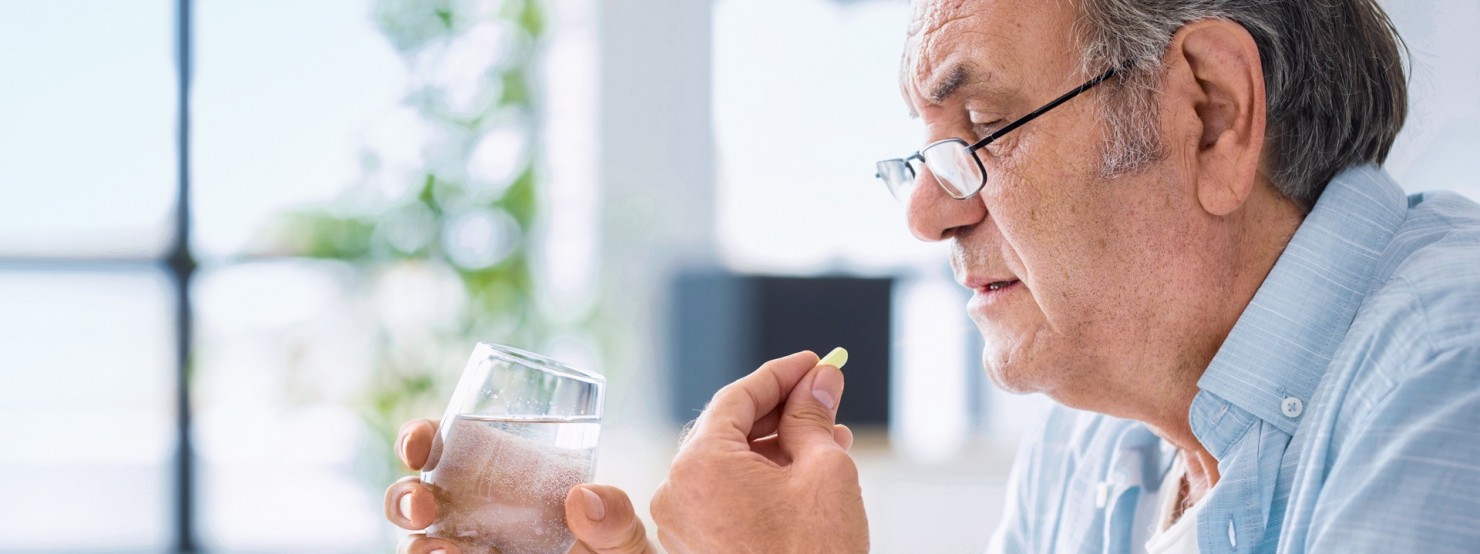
left=876, top=66, right=1120, bottom=200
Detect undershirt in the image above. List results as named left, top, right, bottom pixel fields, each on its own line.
left=1144, top=454, right=1205, bottom=553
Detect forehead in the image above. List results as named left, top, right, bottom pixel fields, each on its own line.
left=901, top=0, right=1080, bottom=107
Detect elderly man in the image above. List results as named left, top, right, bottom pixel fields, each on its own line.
left=386, top=0, right=1480, bottom=552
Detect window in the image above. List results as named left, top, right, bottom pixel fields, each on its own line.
left=0, top=0, right=177, bottom=550
left=4, top=0, right=1476, bottom=551
left=191, top=2, right=405, bottom=546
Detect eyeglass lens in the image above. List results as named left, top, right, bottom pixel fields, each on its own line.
left=920, top=141, right=985, bottom=199
left=876, top=159, right=915, bottom=200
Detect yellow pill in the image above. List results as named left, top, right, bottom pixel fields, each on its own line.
left=818, top=347, right=849, bottom=369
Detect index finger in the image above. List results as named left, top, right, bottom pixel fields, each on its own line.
left=688, top=351, right=821, bottom=446
left=398, top=419, right=439, bottom=471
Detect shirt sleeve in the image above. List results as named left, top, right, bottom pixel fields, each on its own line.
left=1305, top=344, right=1480, bottom=553
left=985, top=433, right=1036, bottom=554
left=986, top=407, right=1068, bottom=554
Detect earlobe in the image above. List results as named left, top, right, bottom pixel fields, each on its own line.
left=1200, top=173, right=1246, bottom=216
left=1169, top=20, right=1267, bottom=217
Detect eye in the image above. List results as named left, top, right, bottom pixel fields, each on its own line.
left=971, top=119, right=1005, bottom=140
left=969, top=118, right=1014, bottom=159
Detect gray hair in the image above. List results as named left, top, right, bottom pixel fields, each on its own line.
left=1073, top=0, right=1408, bottom=210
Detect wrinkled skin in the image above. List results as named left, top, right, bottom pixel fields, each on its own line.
left=900, top=0, right=1297, bottom=511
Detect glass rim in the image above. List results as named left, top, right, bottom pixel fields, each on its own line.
left=474, top=341, right=606, bottom=385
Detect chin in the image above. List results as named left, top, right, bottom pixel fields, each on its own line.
left=975, top=314, right=1055, bottom=394
left=980, top=343, right=1045, bottom=395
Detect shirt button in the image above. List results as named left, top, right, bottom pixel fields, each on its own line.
left=1281, top=396, right=1304, bottom=418
left=1228, top=518, right=1238, bottom=548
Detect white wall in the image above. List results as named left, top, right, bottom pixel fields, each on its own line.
left=1383, top=0, right=1480, bottom=200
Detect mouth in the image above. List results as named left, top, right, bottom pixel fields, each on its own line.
left=960, top=274, right=1022, bottom=292
left=983, top=279, right=1019, bottom=292
left=966, top=278, right=1023, bottom=313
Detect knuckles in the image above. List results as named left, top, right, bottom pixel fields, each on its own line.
left=649, top=481, right=677, bottom=526
left=781, top=400, right=836, bottom=431
left=663, top=452, right=716, bottom=494
left=813, top=448, right=860, bottom=477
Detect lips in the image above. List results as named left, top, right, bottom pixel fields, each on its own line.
left=975, top=279, right=1021, bottom=297
left=984, top=280, right=1019, bottom=291
left=962, top=275, right=1023, bottom=314
left=961, top=274, right=1021, bottom=292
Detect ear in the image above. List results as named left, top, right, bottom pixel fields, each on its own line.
left=1162, top=19, right=1267, bottom=216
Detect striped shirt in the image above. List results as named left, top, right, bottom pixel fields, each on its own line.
left=987, top=165, right=1480, bottom=553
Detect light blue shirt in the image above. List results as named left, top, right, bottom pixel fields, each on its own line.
left=987, top=165, right=1480, bottom=553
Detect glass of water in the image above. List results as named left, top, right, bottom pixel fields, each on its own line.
left=421, top=342, right=605, bottom=554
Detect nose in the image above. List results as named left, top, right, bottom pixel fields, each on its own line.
left=905, top=167, right=988, bottom=242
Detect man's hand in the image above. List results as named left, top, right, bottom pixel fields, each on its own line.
left=651, top=351, right=868, bottom=553
left=383, top=419, right=658, bottom=554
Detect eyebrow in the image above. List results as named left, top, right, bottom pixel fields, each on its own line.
left=927, top=63, right=972, bottom=104
left=905, top=62, right=979, bottom=119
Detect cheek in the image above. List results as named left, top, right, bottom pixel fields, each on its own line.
left=985, top=161, right=1091, bottom=275
left=986, top=130, right=1102, bottom=228
left=989, top=168, right=1125, bottom=325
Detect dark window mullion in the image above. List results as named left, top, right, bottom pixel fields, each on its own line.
left=171, top=0, right=197, bottom=551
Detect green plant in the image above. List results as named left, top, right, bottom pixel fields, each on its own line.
left=256, top=0, right=556, bottom=493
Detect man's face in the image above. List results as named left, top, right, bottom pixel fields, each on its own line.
left=901, top=0, right=1223, bottom=408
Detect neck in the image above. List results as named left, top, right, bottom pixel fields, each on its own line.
left=1180, top=446, right=1220, bottom=506
left=1145, top=395, right=1220, bottom=499
left=1148, top=180, right=1305, bottom=495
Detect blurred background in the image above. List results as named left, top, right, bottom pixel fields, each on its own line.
left=0, top=0, right=1476, bottom=552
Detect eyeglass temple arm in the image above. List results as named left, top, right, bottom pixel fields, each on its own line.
left=967, top=67, right=1119, bottom=152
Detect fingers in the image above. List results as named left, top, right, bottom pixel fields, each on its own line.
left=689, top=351, right=820, bottom=447
left=746, top=366, right=845, bottom=442
left=748, top=434, right=788, bottom=466
left=746, top=369, right=847, bottom=442
left=385, top=476, right=439, bottom=530
left=388, top=421, right=442, bottom=540
left=778, top=364, right=847, bottom=461
left=565, top=484, right=653, bottom=554
left=833, top=423, right=854, bottom=451
left=750, top=424, right=854, bottom=465
left=745, top=405, right=783, bottom=442
left=398, top=419, right=439, bottom=471
left=397, top=533, right=464, bottom=554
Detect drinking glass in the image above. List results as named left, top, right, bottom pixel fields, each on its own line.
left=421, top=342, right=606, bottom=554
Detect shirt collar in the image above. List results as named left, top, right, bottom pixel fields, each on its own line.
left=1191, top=165, right=1409, bottom=453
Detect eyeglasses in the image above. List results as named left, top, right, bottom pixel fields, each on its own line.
left=875, top=67, right=1119, bottom=201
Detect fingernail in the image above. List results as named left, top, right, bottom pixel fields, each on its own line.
left=581, top=487, right=606, bottom=522
left=429, top=550, right=446, bottom=554
left=399, top=433, right=411, bottom=460
left=399, top=492, right=415, bottom=521
left=812, top=365, right=843, bottom=410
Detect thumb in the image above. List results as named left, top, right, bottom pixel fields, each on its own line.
left=778, top=363, right=846, bottom=460
left=565, top=484, right=652, bottom=554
